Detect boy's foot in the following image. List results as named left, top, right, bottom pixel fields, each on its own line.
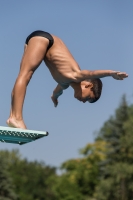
left=6, top=118, right=27, bottom=129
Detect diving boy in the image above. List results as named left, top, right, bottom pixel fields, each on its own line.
left=7, top=30, right=128, bottom=129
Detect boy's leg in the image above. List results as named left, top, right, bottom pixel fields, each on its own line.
left=7, top=36, right=49, bottom=129
left=7, top=44, right=28, bottom=125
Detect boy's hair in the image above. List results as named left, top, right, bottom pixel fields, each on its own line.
left=87, top=78, right=103, bottom=103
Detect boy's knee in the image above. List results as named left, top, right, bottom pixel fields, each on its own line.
left=18, top=71, right=34, bottom=85
left=25, top=71, right=34, bottom=84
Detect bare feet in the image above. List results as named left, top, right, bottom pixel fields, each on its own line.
left=6, top=118, right=27, bottom=129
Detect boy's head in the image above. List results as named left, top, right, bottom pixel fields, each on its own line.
left=74, top=78, right=102, bottom=103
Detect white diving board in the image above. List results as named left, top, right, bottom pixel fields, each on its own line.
left=0, top=126, right=48, bottom=145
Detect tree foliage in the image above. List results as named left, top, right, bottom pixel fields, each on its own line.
left=0, top=150, right=57, bottom=200
left=0, top=155, right=17, bottom=200
left=94, top=95, right=133, bottom=200
left=54, top=140, right=107, bottom=200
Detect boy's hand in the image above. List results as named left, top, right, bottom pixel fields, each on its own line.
left=111, top=71, right=128, bottom=80
left=51, top=95, right=58, bottom=107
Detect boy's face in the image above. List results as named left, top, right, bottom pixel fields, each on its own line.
left=74, top=85, right=95, bottom=103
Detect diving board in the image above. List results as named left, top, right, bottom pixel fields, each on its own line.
left=0, top=126, right=48, bottom=145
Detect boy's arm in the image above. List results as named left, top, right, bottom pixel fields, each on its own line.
left=75, top=70, right=128, bottom=81
left=51, top=84, right=69, bottom=107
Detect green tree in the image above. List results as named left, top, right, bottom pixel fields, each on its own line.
left=54, top=140, right=107, bottom=200
left=0, top=150, right=57, bottom=200
left=0, top=155, right=17, bottom=200
left=94, top=96, right=133, bottom=200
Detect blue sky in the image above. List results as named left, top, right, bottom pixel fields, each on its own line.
left=0, top=1, right=133, bottom=169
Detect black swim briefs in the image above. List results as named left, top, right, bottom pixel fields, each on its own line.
left=25, top=30, right=54, bottom=50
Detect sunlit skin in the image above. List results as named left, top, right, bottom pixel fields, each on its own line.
left=6, top=33, right=128, bottom=129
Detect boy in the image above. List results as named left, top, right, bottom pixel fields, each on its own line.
left=7, top=30, right=128, bottom=129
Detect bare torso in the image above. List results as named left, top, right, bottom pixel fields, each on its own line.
left=44, top=35, right=81, bottom=86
